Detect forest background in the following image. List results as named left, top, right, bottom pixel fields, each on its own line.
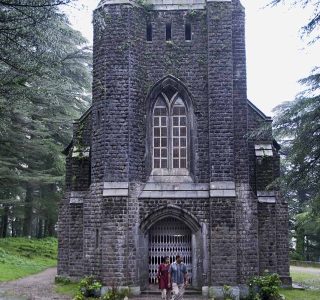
left=0, top=0, right=319, bottom=262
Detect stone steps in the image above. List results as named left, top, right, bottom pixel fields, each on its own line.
left=141, top=288, right=202, bottom=296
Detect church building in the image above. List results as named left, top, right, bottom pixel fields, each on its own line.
left=58, top=0, right=291, bottom=297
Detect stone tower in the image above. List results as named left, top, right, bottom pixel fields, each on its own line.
left=58, top=0, right=291, bottom=297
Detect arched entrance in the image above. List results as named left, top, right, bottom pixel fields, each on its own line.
left=148, top=217, right=192, bottom=284
left=138, top=205, right=206, bottom=289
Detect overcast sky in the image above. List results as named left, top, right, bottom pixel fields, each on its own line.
left=65, top=0, right=317, bottom=116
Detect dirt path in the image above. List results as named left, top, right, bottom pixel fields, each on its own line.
left=0, top=268, right=71, bottom=300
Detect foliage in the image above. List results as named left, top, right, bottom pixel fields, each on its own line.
left=223, top=285, right=236, bottom=300
left=0, top=237, right=57, bottom=281
left=247, top=273, right=282, bottom=300
left=0, top=0, right=92, bottom=238
left=268, top=0, right=320, bottom=44
left=71, top=279, right=129, bottom=300
left=55, top=276, right=72, bottom=284
left=79, top=276, right=102, bottom=298
left=270, top=0, right=320, bottom=261
left=100, top=286, right=129, bottom=300
left=273, top=87, right=320, bottom=260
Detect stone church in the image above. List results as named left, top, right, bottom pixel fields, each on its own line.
left=58, top=0, right=291, bottom=297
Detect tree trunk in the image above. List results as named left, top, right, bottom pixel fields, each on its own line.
left=23, top=184, right=33, bottom=237
left=296, top=228, right=305, bottom=259
left=37, top=218, right=44, bottom=238
left=1, top=205, right=9, bottom=238
left=47, top=219, right=55, bottom=237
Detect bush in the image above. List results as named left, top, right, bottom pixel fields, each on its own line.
left=73, top=276, right=129, bottom=300
left=247, top=273, right=282, bottom=300
left=55, top=276, right=71, bottom=285
left=78, top=275, right=102, bottom=298
left=223, top=285, right=236, bottom=300
left=290, top=251, right=305, bottom=261
left=100, top=286, right=129, bottom=300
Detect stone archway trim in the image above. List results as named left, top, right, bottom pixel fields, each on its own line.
left=140, top=204, right=201, bottom=234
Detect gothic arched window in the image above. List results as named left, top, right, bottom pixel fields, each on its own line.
left=152, top=91, right=188, bottom=170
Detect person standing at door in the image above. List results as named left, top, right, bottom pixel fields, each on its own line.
left=168, top=255, right=188, bottom=300
left=158, top=256, right=171, bottom=300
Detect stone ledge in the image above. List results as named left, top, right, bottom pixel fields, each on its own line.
left=257, top=191, right=276, bottom=203
left=257, top=191, right=275, bottom=197
left=98, top=0, right=208, bottom=10
left=210, top=181, right=236, bottom=198
left=69, top=191, right=86, bottom=204
left=103, top=182, right=129, bottom=197
left=258, top=197, right=276, bottom=203
left=139, top=190, right=209, bottom=198
left=139, top=182, right=209, bottom=198
left=143, top=182, right=209, bottom=191
left=210, top=189, right=236, bottom=197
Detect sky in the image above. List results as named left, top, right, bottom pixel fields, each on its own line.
left=65, top=0, right=317, bottom=116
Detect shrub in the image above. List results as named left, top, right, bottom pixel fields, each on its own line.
left=247, top=273, right=282, bottom=300
left=55, top=276, right=71, bottom=285
left=100, top=286, right=129, bottom=300
left=79, top=275, right=102, bottom=298
left=223, top=285, right=236, bottom=300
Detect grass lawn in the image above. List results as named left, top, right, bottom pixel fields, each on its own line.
left=0, top=237, right=57, bottom=282
left=280, top=289, right=320, bottom=300
left=290, top=269, right=320, bottom=289
left=55, top=281, right=79, bottom=296
left=280, top=266, right=320, bottom=300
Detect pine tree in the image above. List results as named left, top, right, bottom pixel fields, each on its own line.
left=0, top=0, right=92, bottom=237
left=271, top=0, right=320, bottom=260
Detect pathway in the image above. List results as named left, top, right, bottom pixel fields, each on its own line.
left=0, top=268, right=70, bottom=300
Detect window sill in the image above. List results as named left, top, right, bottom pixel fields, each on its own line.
left=148, top=169, right=192, bottom=183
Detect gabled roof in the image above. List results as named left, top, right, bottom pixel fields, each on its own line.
left=247, top=99, right=272, bottom=122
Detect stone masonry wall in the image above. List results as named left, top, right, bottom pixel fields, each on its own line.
left=142, top=8, right=209, bottom=182
left=92, top=4, right=131, bottom=183
left=207, top=1, right=234, bottom=182
left=231, top=0, right=259, bottom=283
left=210, top=198, right=237, bottom=285
left=58, top=194, right=84, bottom=278
left=276, top=200, right=290, bottom=278
left=258, top=202, right=277, bottom=274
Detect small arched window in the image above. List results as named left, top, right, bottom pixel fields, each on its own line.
left=152, top=91, right=188, bottom=170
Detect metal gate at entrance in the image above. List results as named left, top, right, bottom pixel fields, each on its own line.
left=149, top=217, right=192, bottom=284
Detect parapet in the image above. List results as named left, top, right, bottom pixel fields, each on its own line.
left=97, top=0, right=228, bottom=10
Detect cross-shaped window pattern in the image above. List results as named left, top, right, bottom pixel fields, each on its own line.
left=152, top=92, right=188, bottom=170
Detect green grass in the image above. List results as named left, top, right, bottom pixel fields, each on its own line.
left=0, top=237, right=57, bottom=282
left=290, top=269, right=320, bottom=289
left=280, top=266, right=320, bottom=299
left=55, top=282, right=79, bottom=296
left=280, top=289, right=320, bottom=300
